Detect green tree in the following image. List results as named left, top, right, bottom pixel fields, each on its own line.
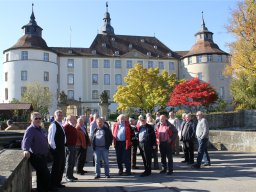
left=21, top=82, right=52, bottom=117
left=225, top=0, right=256, bottom=77
left=230, top=72, right=256, bottom=109
left=113, top=64, right=179, bottom=113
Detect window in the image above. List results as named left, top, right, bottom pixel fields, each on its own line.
left=219, top=71, right=224, bottom=80
left=67, top=74, right=74, bottom=85
left=67, top=90, right=74, bottom=99
left=197, top=72, right=203, bottom=80
left=159, top=62, right=164, bottom=69
left=21, top=87, right=27, bottom=97
left=188, top=57, right=192, bottom=64
left=207, top=55, right=212, bottom=62
left=148, top=61, right=153, bottom=68
left=67, top=59, right=74, bottom=68
left=137, top=60, right=143, bottom=65
left=6, top=53, right=9, bottom=62
left=21, top=71, right=27, bottom=81
left=127, top=60, right=132, bottom=68
left=115, top=60, right=121, bottom=68
left=44, top=52, right=49, bottom=61
left=104, top=74, right=110, bottom=85
left=104, top=90, right=110, bottom=98
left=219, top=87, right=225, bottom=98
left=92, top=74, right=98, bottom=84
left=21, top=51, right=28, bottom=60
left=5, top=72, right=8, bottom=82
left=217, top=55, right=222, bottom=62
left=196, top=55, right=202, bottom=63
left=115, top=74, right=122, bottom=85
left=44, top=72, right=49, bottom=81
left=92, top=90, right=99, bottom=99
left=92, top=59, right=98, bottom=68
left=169, top=62, right=174, bottom=70
left=5, top=88, right=8, bottom=100
left=104, top=60, right=110, bottom=68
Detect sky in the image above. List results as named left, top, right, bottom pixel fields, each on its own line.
left=0, top=0, right=239, bottom=100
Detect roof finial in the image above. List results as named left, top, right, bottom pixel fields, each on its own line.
left=32, top=3, right=34, bottom=12
left=201, top=11, right=205, bottom=28
left=106, top=1, right=108, bottom=12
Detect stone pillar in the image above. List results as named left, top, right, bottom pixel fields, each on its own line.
left=99, top=103, right=109, bottom=120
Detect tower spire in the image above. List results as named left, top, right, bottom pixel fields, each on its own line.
left=99, top=2, right=114, bottom=35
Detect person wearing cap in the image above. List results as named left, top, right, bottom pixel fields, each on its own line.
left=156, top=115, right=178, bottom=175
left=138, top=115, right=156, bottom=177
left=129, top=117, right=139, bottom=169
left=113, top=114, right=132, bottom=176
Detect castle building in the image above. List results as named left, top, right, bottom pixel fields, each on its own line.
left=2, top=4, right=231, bottom=116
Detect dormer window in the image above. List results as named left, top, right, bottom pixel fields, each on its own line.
left=147, top=52, right=151, bottom=56
left=92, top=50, right=96, bottom=55
left=111, top=37, right=115, bottom=41
left=167, top=52, right=172, bottom=57
left=102, top=43, right=106, bottom=47
left=129, top=44, right=133, bottom=49
left=140, top=39, right=144, bottom=43
left=68, top=50, right=72, bottom=54
left=154, top=45, right=158, bottom=49
left=114, top=51, right=119, bottom=56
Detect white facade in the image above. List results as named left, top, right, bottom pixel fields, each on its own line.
left=2, top=5, right=232, bottom=116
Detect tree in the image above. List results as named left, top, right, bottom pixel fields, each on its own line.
left=168, top=78, right=218, bottom=111
left=225, top=0, right=256, bottom=77
left=113, top=64, right=179, bottom=113
left=230, top=72, right=256, bottom=109
left=21, top=82, right=52, bottom=117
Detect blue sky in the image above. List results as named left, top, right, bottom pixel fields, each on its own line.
left=0, top=0, right=238, bottom=100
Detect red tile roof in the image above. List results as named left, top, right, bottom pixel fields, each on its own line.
left=0, top=103, right=33, bottom=110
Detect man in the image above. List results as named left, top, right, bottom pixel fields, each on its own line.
left=129, top=117, right=139, bottom=169
left=156, top=115, right=178, bottom=175
left=138, top=115, right=156, bottom=177
left=76, top=117, right=89, bottom=175
left=112, top=114, right=132, bottom=176
left=168, top=111, right=180, bottom=155
left=180, top=113, right=196, bottom=164
left=48, top=110, right=66, bottom=189
left=192, top=111, right=211, bottom=168
left=22, top=112, right=51, bottom=192
left=63, top=115, right=78, bottom=181
left=92, top=117, right=113, bottom=179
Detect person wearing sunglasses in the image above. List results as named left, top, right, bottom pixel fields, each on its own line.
left=22, top=112, right=51, bottom=192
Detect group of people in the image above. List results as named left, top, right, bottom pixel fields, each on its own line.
left=21, top=109, right=211, bottom=192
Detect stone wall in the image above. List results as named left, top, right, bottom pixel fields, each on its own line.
left=205, top=111, right=244, bottom=129
left=209, top=130, right=256, bottom=152
left=0, top=150, right=31, bottom=192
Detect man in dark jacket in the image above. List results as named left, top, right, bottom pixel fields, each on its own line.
left=138, top=115, right=156, bottom=177
left=92, top=117, right=113, bottom=179
left=180, top=113, right=196, bottom=164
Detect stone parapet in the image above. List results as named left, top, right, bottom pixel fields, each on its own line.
left=209, top=130, right=256, bottom=152
left=0, top=149, right=31, bottom=192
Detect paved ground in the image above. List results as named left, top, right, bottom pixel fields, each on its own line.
left=33, top=147, right=256, bottom=192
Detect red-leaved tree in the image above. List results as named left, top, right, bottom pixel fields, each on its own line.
left=167, top=78, right=218, bottom=108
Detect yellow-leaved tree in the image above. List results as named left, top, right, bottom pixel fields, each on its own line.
left=225, top=0, right=256, bottom=109
left=21, top=82, right=52, bottom=117
left=113, top=64, right=179, bottom=113
left=225, top=0, right=256, bottom=76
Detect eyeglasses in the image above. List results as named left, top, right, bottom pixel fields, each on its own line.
left=35, top=117, right=42, bottom=120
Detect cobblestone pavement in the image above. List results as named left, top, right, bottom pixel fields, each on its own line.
left=32, top=146, right=256, bottom=192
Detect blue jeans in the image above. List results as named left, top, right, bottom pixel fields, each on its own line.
left=94, top=147, right=110, bottom=176
left=196, top=138, right=210, bottom=166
